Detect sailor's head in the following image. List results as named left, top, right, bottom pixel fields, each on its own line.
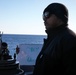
left=1, top=42, right=8, bottom=50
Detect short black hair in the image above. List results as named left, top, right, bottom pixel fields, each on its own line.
left=1, top=42, right=8, bottom=47
left=43, top=2, right=68, bottom=23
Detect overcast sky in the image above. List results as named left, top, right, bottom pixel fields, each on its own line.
left=0, top=0, right=76, bottom=35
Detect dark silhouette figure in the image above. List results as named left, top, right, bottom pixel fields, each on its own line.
left=33, top=2, right=76, bottom=75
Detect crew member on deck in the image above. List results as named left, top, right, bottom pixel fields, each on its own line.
left=1, top=42, right=12, bottom=60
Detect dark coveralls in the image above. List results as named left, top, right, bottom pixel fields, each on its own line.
left=33, top=24, right=76, bottom=75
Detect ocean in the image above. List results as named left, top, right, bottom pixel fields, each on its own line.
left=1, top=34, right=47, bottom=65
left=2, top=34, right=46, bottom=47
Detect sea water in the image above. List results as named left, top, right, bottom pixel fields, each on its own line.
left=2, top=34, right=47, bottom=58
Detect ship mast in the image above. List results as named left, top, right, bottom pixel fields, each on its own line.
left=0, top=31, right=3, bottom=50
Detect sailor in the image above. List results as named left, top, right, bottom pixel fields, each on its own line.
left=1, top=42, right=12, bottom=60
left=16, top=45, right=20, bottom=54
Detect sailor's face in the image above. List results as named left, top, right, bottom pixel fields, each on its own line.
left=43, top=12, right=61, bottom=30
